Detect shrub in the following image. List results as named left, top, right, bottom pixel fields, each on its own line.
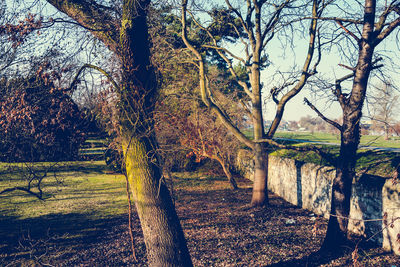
left=0, top=74, right=86, bottom=162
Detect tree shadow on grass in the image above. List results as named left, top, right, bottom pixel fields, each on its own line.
left=0, top=212, right=143, bottom=266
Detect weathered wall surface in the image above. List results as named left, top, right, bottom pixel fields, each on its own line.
left=237, top=150, right=400, bottom=255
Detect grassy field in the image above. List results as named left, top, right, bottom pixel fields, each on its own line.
left=242, top=129, right=400, bottom=148
left=274, top=131, right=400, bottom=148
left=270, top=145, right=399, bottom=177
left=241, top=130, right=399, bottom=177
left=0, top=161, right=127, bottom=220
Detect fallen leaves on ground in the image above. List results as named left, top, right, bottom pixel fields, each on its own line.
left=1, top=174, right=399, bottom=266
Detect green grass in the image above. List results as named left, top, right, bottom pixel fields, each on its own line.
left=84, top=139, right=107, bottom=145
left=243, top=129, right=400, bottom=148
left=243, top=129, right=399, bottom=177
left=274, top=131, right=400, bottom=148
left=0, top=161, right=127, bottom=220
left=79, top=147, right=107, bottom=155
left=0, top=160, right=130, bottom=265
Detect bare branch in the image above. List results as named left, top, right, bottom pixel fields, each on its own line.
left=374, top=2, right=394, bottom=34
left=304, top=97, right=342, bottom=130
left=227, top=22, right=250, bottom=60
left=186, top=13, right=253, bottom=100
left=45, top=0, right=119, bottom=54
left=334, top=72, right=354, bottom=106
left=181, top=0, right=254, bottom=149
left=261, top=0, right=289, bottom=45
left=338, top=63, right=355, bottom=71
left=336, top=21, right=360, bottom=43
left=304, top=16, right=363, bottom=25
left=225, top=0, right=255, bottom=54
left=266, top=0, right=320, bottom=138
left=375, top=17, right=400, bottom=46
left=202, top=45, right=246, bottom=64
left=70, top=63, right=120, bottom=92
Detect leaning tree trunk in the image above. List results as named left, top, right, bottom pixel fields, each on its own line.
left=119, top=1, right=192, bottom=266
left=44, top=0, right=192, bottom=264
left=123, top=134, right=192, bottom=266
left=215, top=157, right=238, bottom=189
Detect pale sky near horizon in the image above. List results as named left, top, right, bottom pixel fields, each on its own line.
left=263, top=37, right=400, bottom=122
left=262, top=40, right=347, bottom=122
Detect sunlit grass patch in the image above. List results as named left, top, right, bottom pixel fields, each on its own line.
left=274, top=131, right=400, bottom=148
left=0, top=160, right=127, bottom=225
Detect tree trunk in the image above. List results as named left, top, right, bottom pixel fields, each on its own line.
left=123, top=135, right=192, bottom=266
left=250, top=61, right=269, bottom=206
left=44, top=0, right=193, bottom=263
left=384, top=124, right=390, bottom=140
left=119, top=1, right=192, bottom=265
left=322, top=119, right=358, bottom=250
left=251, top=143, right=269, bottom=206
left=216, top=157, right=238, bottom=189
left=322, top=0, right=376, bottom=250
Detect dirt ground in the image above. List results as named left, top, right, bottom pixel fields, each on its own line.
left=1, top=175, right=399, bottom=266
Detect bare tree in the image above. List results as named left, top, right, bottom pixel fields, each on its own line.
left=181, top=0, right=322, bottom=206
left=305, top=0, right=400, bottom=251
left=370, top=81, right=399, bottom=139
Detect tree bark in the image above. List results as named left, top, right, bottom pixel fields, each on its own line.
left=322, top=117, right=359, bottom=249
left=118, top=1, right=192, bottom=265
left=45, top=0, right=193, bottom=265
left=123, top=135, right=192, bottom=266
left=216, top=157, right=238, bottom=189
left=251, top=143, right=269, bottom=206
left=322, top=0, right=376, bottom=251
left=250, top=60, right=269, bottom=206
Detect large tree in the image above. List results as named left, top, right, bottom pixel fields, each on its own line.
left=305, top=0, right=400, bottom=251
left=181, top=0, right=322, bottom=205
left=41, top=0, right=192, bottom=265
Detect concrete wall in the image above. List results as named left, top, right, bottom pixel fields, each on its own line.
left=238, top=151, right=400, bottom=254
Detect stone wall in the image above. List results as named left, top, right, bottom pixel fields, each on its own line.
left=238, top=150, right=400, bottom=255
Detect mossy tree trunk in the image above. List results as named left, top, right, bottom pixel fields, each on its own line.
left=118, top=1, right=192, bottom=266
left=122, top=135, right=192, bottom=266
left=45, top=0, right=192, bottom=265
